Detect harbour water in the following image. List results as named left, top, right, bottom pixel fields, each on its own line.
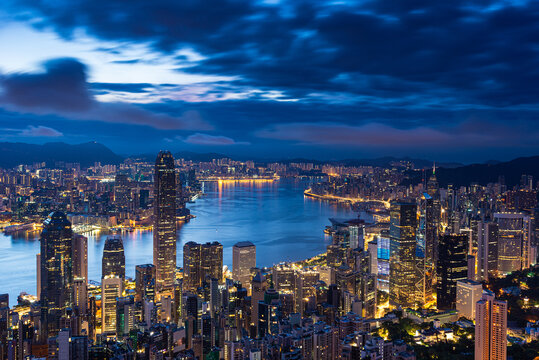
left=0, top=178, right=355, bottom=306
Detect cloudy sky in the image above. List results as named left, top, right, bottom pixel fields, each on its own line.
left=0, top=0, right=538, bottom=162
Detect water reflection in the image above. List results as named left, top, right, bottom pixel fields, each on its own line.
left=0, top=178, right=354, bottom=305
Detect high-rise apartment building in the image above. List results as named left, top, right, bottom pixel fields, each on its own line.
left=232, top=241, right=256, bottom=290
left=389, top=202, right=418, bottom=308
left=153, top=151, right=177, bottom=294
left=183, top=241, right=223, bottom=291
left=40, top=211, right=74, bottom=339
left=475, top=291, right=507, bottom=360
left=437, top=233, right=468, bottom=310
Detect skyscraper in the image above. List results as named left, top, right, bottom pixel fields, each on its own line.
left=73, top=278, right=88, bottom=316
left=101, top=276, right=123, bottom=335
left=251, top=271, right=267, bottom=331
left=437, top=233, right=468, bottom=310
left=40, top=211, right=74, bottom=339
left=389, top=202, right=418, bottom=308
left=475, top=291, right=507, bottom=360
left=494, top=212, right=532, bottom=273
left=102, top=235, right=125, bottom=280
left=477, top=221, right=498, bottom=281
left=135, top=264, right=156, bottom=303
left=73, top=234, right=88, bottom=282
left=153, top=151, right=177, bottom=294
left=455, top=279, right=483, bottom=322
left=232, top=241, right=256, bottom=290
left=183, top=241, right=223, bottom=291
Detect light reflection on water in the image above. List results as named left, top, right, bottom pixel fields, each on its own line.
left=0, top=178, right=354, bottom=306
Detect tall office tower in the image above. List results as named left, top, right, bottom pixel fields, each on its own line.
left=258, top=288, right=280, bottom=338
left=389, top=202, right=418, bottom=308
left=183, top=241, right=223, bottom=291
left=348, top=220, right=365, bottom=250
left=116, top=296, right=135, bottom=337
left=102, top=235, right=125, bottom=280
left=101, top=276, right=123, bottom=335
left=36, top=253, right=41, bottom=301
left=416, top=194, right=437, bottom=307
left=437, top=233, right=468, bottom=310
left=40, top=211, right=74, bottom=339
left=135, top=264, right=156, bottom=302
left=251, top=272, right=267, bottom=330
left=420, top=193, right=439, bottom=266
left=114, top=173, right=131, bottom=211
left=72, top=235, right=88, bottom=283
left=456, top=279, right=483, bottom=322
left=477, top=221, right=499, bottom=281
left=153, top=151, right=177, bottom=294
left=173, top=279, right=183, bottom=324
left=232, top=241, right=256, bottom=290
left=73, top=278, right=88, bottom=315
left=367, top=240, right=378, bottom=275
left=426, top=165, right=442, bottom=230
left=475, top=291, right=507, bottom=360
left=467, top=255, right=476, bottom=281
left=494, top=212, right=532, bottom=273
left=377, top=231, right=390, bottom=293
left=57, top=328, right=71, bottom=360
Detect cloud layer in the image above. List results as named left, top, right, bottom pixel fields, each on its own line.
left=0, top=0, right=538, bottom=161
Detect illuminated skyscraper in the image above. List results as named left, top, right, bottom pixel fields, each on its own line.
left=456, top=279, right=483, bottom=322
left=437, top=233, right=468, bottom=310
left=153, top=151, right=177, bottom=293
left=39, top=211, right=74, bottom=339
left=232, top=241, right=256, bottom=290
left=101, top=276, right=123, bottom=335
left=73, top=277, right=87, bottom=316
left=389, top=202, right=418, bottom=308
left=477, top=221, right=498, bottom=281
left=135, top=264, right=156, bottom=302
left=251, top=271, right=267, bottom=331
left=102, top=235, right=125, bottom=280
left=72, top=235, right=88, bottom=283
left=183, top=241, right=223, bottom=291
left=494, top=212, right=532, bottom=273
left=475, top=291, right=507, bottom=360
left=426, top=165, right=441, bottom=235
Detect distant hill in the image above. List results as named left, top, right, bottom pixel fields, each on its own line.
left=0, top=141, right=123, bottom=168
left=417, top=156, right=539, bottom=187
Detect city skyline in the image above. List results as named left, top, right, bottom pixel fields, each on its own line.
left=1, top=1, right=539, bottom=162
left=0, top=150, right=536, bottom=358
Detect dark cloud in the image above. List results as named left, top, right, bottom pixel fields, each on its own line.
left=1, top=58, right=92, bottom=112
left=12, top=0, right=539, bottom=108
left=0, top=58, right=212, bottom=130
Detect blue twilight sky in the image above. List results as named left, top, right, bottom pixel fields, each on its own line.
left=0, top=0, right=538, bottom=162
